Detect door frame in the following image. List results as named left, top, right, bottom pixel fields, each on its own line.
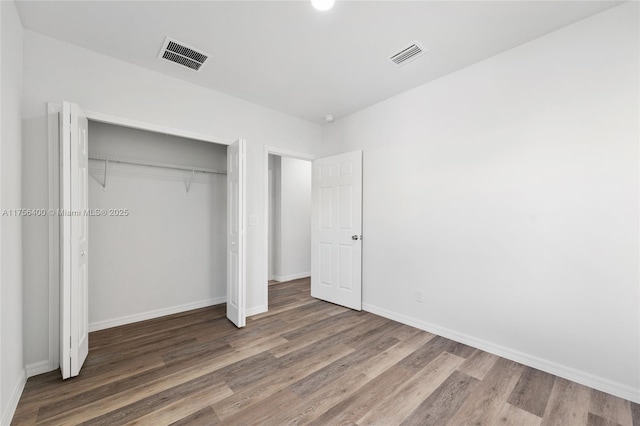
left=262, top=146, right=315, bottom=312
left=47, top=103, right=235, bottom=372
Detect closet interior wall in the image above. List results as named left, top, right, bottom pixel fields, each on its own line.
left=87, top=121, right=227, bottom=331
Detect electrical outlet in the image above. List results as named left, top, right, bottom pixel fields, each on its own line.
left=415, top=289, right=423, bottom=303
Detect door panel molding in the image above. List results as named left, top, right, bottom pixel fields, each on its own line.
left=60, top=101, right=89, bottom=379
left=311, top=150, right=363, bottom=310
left=226, top=139, right=247, bottom=327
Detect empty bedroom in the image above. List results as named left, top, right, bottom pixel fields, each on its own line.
left=0, top=0, right=638, bottom=425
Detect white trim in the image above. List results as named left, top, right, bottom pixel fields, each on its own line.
left=246, top=304, right=268, bottom=317
left=89, top=297, right=226, bottom=333
left=0, top=2, right=3, bottom=415
left=1, top=369, right=26, bottom=426
left=46, top=104, right=231, bottom=146
left=26, top=361, right=52, bottom=378
left=263, top=146, right=316, bottom=315
left=362, top=302, right=640, bottom=404
left=240, top=139, right=247, bottom=327
left=85, top=110, right=232, bottom=146
left=264, top=146, right=317, bottom=163
left=47, top=102, right=61, bottom=372
left=273, top=273, right=311, bottom=282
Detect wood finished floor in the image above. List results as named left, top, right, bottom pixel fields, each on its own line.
left=13, top=278, right=640, bottom=426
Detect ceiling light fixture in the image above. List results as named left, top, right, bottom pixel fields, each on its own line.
left=324, top=114, right=335, bottom=123
left=311, top=0, right=335, bottom=11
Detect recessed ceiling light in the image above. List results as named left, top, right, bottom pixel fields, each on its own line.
left=311, top=0, right=335, bottom=12
left=324, top=115, right=335, bottom=123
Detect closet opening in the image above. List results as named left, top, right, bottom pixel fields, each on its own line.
left=50, top=101, right=246, bottom=378
left=86, top=121, right=228, bottom=332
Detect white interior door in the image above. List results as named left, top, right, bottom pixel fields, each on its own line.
left=227, top=139, right=246, bottom=327
left=311, top=150, right=363, bottom=310
left=60, top=101, right=89, bottom=379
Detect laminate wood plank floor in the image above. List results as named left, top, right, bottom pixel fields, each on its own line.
left=12, top=278, right=640, bottom=426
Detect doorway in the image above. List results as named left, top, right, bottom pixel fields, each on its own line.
left=268, top=154, right=312, bottom=285
left=263, top=148, right=364, bottom=312
left=263, top=148, right=315, bottom=310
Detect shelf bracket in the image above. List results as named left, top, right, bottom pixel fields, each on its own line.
left=102, top=159, right=108, bottom=190
left=186, top=169, right=195, bottom=194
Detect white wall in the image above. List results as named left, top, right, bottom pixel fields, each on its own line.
left=276, top=157, right=311, bottom=281
left=87, top=122, right=227, bottom=330
left=322, top=2, right=639, bottom=402
left=22, top=31, right=322, bottom=368
left=1, top=0, right=25, bottom=423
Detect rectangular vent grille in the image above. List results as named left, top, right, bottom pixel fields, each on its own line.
left=158, top=37, right=209, bottom=72
left=388, top=42, right=427, bottom=67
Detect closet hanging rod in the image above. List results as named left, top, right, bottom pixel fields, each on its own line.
left=88, top=155, right=227, bottom=175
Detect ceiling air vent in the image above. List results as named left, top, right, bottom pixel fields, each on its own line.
left=158, top=37, right=210, bottom=72
left=387, top=41, right=427, bottom=67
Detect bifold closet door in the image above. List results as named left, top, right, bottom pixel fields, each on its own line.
left=226, top=139, right=247, bottom=327
left=60, top=101, right=90, bottom=379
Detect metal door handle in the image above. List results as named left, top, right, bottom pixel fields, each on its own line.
left=81, top=251, right=86, bottom=256
left=352, top=235, right=359, bottom=241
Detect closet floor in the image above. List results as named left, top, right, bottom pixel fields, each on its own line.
left=12, top=278, right=640, bottom=425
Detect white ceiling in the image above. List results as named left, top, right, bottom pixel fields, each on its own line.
left=15, top=0, right=622, bottom=124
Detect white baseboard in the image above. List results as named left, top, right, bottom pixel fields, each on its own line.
left=362, top=302, right=640, bottom=404
left=246, top=304, right=268, bottom=317
left=89, top=297, right=226, bottom=332
left=1, top=369, right=26, bottom=426
left=26, top=360, right=52, bottom=378
left=273, top=272, right=310, bottom=282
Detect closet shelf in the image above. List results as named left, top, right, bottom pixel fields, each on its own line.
left=89, top=155, right=226, bottom=192
left=88, top=155, right=227, bottom=175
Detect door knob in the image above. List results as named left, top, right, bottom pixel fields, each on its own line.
left=352, top=235, right=359, bottom=240
left=81, top=251, right=86, bottom=256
